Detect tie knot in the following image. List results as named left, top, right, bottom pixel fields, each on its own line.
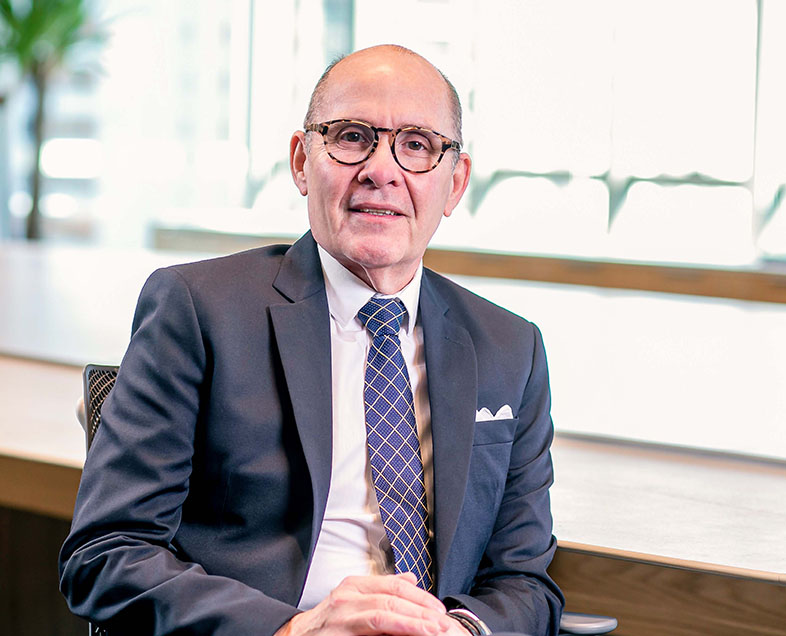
left=358, top=297, right=407, bottom=338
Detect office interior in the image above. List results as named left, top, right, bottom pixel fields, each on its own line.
left=1, top=1, right=784, bottom=634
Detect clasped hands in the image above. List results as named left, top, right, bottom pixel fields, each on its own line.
left=274, top=573, right=471, bottom=636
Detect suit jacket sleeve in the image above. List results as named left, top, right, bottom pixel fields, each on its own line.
left=443, top=322, right=564, bottom=635
left=59, top=267, right=300, bottom=635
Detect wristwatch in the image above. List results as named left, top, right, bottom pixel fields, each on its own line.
left=446, top=608, right=492, bottom=636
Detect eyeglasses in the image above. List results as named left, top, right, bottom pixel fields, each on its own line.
left=305, top=119, right=461, bottom=174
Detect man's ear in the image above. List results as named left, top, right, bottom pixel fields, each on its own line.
left=443, top=152, right=472, bottom=218
left=290, top=131, right=308, bottom=196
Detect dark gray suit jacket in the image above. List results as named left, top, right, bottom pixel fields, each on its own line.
left=59, top=232, right=564, bottom=635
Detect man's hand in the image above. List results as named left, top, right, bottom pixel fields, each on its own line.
left=274, top=573, right=470, bottom=636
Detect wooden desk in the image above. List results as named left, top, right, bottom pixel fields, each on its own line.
left=548, top=436, right=786, bottom=635
left=551, top=435, right=786, bottom=582
left=2, top=355, right=785, bottom=634
left=0, top=357, right=83, bottom=518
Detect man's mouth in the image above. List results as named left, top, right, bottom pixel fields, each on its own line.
left=351, top=208, right=402, bottom=217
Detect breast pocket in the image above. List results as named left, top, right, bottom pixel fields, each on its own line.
left=467, top=417, right=518, bottom=510
left=471, top=417, right=518, bottom=446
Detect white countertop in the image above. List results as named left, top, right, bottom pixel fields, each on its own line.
left=3, top=240, right=785, bottom=460
left=551, top=435, right=786, bottom=581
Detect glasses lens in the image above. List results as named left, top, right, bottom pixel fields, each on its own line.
left=324, top=121, right=375, bottom=163
left=394, top=128, right=444, bottom=172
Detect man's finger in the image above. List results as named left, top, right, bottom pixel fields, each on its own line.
left=326, top=588, right=450, bottom=628
left=276, top=574, right=454, bottom=636
left=347, top=606, right=449, bottom=636
left=340, top=574, right=446, bottom=613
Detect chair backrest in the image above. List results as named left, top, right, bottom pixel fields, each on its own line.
left=81, top=364, right=118, bottom=636
left=82, top=364, right=119, bottom=450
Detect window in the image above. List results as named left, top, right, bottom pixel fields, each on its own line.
left=5, top=0, right=783, bottom=268
left=3, top=0, right=785, bottom=459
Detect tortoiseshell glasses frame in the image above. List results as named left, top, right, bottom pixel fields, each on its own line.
left=305, top=118, right=462, bottom=174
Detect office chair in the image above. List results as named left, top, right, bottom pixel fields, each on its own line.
left=78, top=364, right=617, bottom=635
left=82, top=364, right=118, bottom=450
left=78, top=364, right=117, bottom=636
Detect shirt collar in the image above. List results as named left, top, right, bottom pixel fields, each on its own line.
left=317, top=245, right=422, bottom=335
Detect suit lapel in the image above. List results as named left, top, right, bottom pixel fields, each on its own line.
left=269, top=233, right=333, bottom=564
left=268, top=246, right=479, bottom=593
left=420, top=273, right=478, bottom=594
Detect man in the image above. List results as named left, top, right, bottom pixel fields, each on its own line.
left=60, top=45, right=564, bottom=636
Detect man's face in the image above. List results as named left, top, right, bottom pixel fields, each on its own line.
left=290, top=49, right=471, bottom=292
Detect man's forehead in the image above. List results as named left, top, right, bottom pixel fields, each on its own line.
left=315, top=51, right=453, bottom=129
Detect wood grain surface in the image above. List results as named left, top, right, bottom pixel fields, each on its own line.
left=550, top=547, right=786, bottom=636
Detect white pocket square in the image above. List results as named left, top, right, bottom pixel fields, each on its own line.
left=475, top=404, right=514, bottom=422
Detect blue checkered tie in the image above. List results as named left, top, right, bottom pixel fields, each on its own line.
left=358, top=297, right=432, bottom=591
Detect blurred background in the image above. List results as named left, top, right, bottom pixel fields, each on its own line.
left=1, top=0, right=785, bottom=459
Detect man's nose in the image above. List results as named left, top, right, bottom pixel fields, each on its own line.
left=356, top=135, right=403, bottom=187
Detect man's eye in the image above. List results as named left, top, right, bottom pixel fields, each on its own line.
left=399, top=134, right=433, bottom=154
left=334, top=127, right=371, bottom=145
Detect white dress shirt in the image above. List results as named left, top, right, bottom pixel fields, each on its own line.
left=297, top=246, right=433, bottom=609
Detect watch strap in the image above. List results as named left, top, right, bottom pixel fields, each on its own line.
left=447, top=608, right=492, bottom=636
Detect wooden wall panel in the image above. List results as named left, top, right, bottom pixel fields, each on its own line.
left=550, top=548, right=786, bottom=636
left=0, top=506, right=85, bottom=636
left=0, top=455, right=81, bottom=520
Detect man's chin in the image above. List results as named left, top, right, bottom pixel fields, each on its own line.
left=343, top=251, right=419, bottom=293
left=343, top=241, right=403, bottom=270
left=358, top=252, right=411, bottom=274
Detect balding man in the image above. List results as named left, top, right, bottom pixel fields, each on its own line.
left=60, top=45, right=564, bottom=636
